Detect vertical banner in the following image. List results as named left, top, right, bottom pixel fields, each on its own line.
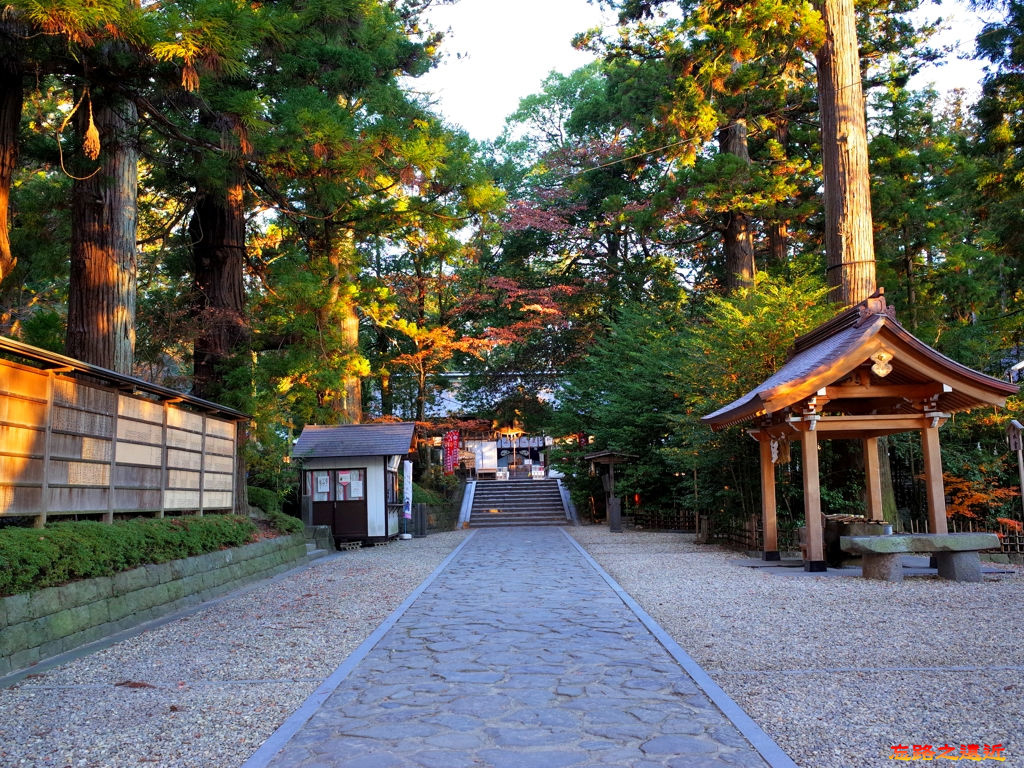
left=443, top=430, right=460, bottom=475
left=403, top=459, right=413, bottom=519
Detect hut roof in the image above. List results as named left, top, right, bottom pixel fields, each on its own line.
left=702, top=292, right=1018, bottom=431
left=292, top=422, right=416, bottom=459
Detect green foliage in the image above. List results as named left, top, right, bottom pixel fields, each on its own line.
left=554, top=272, right=836, bottom=524
left=0, top=516, right=257, bottom=596
left=412, top=482, right=447, bottom=506
left=247, top=485, right=304, bottom=535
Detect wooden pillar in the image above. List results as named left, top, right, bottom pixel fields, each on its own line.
left=800, top=427, right=827, bottom=571
left=921, top=426, right=948, bottom=534
left=863, top=437, right=883, bottom=521
left=759, top=438, right=780, bottom=560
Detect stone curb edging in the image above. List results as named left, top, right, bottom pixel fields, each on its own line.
left=239, top=529, right=479, bottom=768
left=0, top=533, right=308, bottom=679
left=561, top=528, right=800, bottom=768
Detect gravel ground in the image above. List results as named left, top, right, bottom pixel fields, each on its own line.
left=2, top=525, right=1021, bottom=768
left=0, top=531, right=469, bottom=768
left=569, top=525, right=1024, bottom=768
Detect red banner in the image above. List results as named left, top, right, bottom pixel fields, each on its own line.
left=442, top=430, right=460, bottom=475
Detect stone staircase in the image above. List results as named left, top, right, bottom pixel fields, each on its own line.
left=305, top=524, right=334, bottom=560
left=469, top=479, right=568, bottom=527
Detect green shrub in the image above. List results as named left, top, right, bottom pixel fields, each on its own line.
left=0, top=515, right=257, bottom=597
left=247, top=485, right=282, bottom=515
left=265, top=508, right=303, bottom=535
left=246, top=485, right=303, bottom=535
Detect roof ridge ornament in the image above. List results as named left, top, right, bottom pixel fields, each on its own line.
left=856, top=287, right=896, bottom=326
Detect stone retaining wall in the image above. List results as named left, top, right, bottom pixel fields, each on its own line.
left=0, top=534, right=308, bottom=677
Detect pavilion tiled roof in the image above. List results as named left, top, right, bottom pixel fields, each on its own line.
left=292, top=422, right=416, bottom=459
left=702, top=293, right=1018, bottom=431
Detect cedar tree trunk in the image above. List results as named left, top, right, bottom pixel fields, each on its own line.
left=67, top=94, right=139, bottom=373
left=0, top=38, right=21, bottom=287
left=190, top=162, right=248, bottom=401
left=319, top=225, right=362, bottom=423
left=718, top=119, right=755, bottom=292
left=816, top=0, right=876, bottom=306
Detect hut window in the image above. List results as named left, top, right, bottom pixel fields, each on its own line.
left=312, top=470, right=331, bottom=502
left=336, top=469, right=365, bottom=501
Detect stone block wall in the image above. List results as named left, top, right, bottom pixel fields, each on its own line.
left=0, top=534, right=307, bottom=677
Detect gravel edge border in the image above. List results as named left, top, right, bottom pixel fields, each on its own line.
left=238, top=530, right=479, bottom=768
left=561, top=528, right=799, bottom=768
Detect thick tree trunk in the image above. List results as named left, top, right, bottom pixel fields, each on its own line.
left=319, top=225, right=362, bottom=423
left=816, top=0, right=876, bottom=306
left=0, top=42, right=21, bottom=288
left=67, top=94, right=139, bottom=374
left=766, top=121, right=791, bottom=265
left=718, top=119, right=755, bottom=292
left=190, top=162, right=248, bottom=401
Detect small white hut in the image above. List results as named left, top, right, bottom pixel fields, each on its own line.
left=292, top=422, right=415, bottom=545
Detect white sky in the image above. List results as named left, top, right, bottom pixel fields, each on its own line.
left=412, top=0, right=994, bottom=143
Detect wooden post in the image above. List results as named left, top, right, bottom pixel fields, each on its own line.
left=864, top=437, right=883, bottom=521
left=37, top=371, right=56, bottom=529
left=921, top=426, right=948, bottom=534
left=800, top=427, right=827, bottom=571
left=758, top=437, right=780, bottom=560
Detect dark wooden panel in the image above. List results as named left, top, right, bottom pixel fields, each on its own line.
left=49, top=486, right=109, bottom=512
left=113, top=488, right=162, bottom=511
left=0, top=455, right=43, bottom=485
left=113, top=465, right=162, bottom=489
left=0, top=485, right=43, bottom=515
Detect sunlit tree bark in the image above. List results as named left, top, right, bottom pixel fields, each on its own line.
left=66, top=93, right=138, bottom=373
left=817, top=0, right=877, bottom=306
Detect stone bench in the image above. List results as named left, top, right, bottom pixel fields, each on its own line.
left=839, top=533, right=1001, bottom=583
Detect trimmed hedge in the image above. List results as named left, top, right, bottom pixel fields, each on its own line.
left=247, top=486, right=304, bottom=535
left=0, top=515, right=257, bottom=597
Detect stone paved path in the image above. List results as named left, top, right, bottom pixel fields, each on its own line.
left=247, top=527, right=790, bottom=768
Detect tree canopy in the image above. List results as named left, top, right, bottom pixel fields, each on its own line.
left=0, top=0, right=1020, bottom=528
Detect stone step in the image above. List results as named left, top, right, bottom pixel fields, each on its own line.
left=470, top=515, right=566, bottom=527
left=473, top=502, right=563, bottom=511
left=305, top=542, right=330, bottom=560
left=468, top=479, right=567, bottom=528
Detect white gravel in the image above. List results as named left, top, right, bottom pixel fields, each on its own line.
left=2, top=526, right=1021, bottom=768
left=569, top=525, right=1024, bottom=768
left=0, top=531, right=469, bottom=768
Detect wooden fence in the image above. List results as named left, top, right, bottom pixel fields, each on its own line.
left=0, top=339, right=246, bottom=526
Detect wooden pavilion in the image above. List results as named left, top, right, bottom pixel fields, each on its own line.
left=702, top=291, right=1018, bottom=571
